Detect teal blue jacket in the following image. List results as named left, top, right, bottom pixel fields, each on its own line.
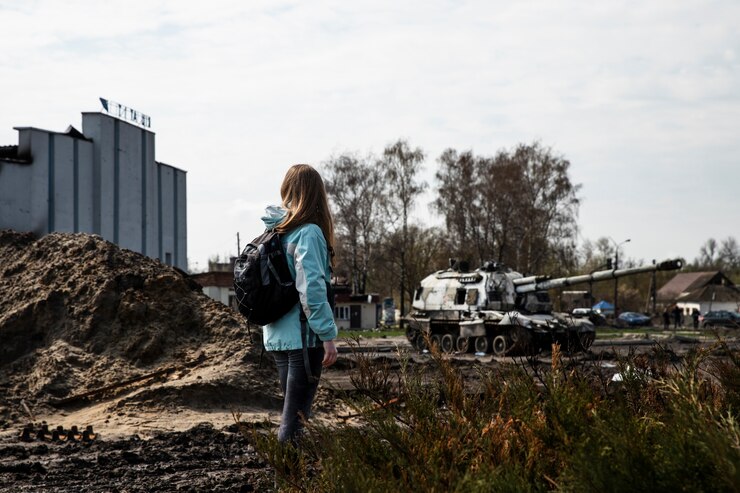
left=261, top=205, right=338, bottom=351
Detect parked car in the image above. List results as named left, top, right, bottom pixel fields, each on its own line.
left=571, top=308, right=592, bottom=318
left=617, top=311, right=652, bottom=327
left=571, top=308, right=607, bottom=326
left=699, top=310, right=740, bottom=329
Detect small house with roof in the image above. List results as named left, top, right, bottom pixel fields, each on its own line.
left=657, top=271, right=740, bottom=315
left=191, top=259, right=237, bottom=310
left=332, top=282, right=382, bottom=330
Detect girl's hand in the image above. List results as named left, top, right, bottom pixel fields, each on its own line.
left=322, top=340, right=337, bottom=367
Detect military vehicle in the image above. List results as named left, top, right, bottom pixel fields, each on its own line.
left=406, top=258, right=683, bottom=355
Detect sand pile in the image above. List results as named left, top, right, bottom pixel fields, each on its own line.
left=0, top=230, right=277, bottom=427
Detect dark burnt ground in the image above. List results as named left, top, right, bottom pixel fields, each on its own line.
left=0, top=423, right=273, bottom=493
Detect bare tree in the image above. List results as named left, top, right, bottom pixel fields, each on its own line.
left=508, top=142, right=581, bottom=273
left=371, top=225, right=449, bottom=311
left=433, top=142, right=580, bottom=275
left=578, top=238, right=597, bottom=269
left=476, top=152, right=524, bottom=267
left=595, top=238, right=614, bottom=263
left=697, top=238, right=719, bottom=268
left=380, top=140, right=426, bottom=326
left=694, top=236, right=740, bottom=271
left=434, top=149, right=479, bottom=263
left=323, top=153, right=385, bottom=294
left=718, top=237, right=739, bottom=270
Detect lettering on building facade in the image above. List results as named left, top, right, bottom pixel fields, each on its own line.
left=99, top=98, right=151, bottom=128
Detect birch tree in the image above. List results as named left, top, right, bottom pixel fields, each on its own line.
left=380, top=140, right=426, bottom=326
left=323, top=153, right=385, bottom=294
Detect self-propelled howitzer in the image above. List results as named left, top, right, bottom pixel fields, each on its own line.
left=406, top=259, right=683, bottom=355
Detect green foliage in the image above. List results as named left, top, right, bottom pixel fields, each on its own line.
left=249, top=341, right=740, bottom=492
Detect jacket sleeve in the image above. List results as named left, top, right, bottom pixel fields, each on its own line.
left=294, top=226, right=337, bottom=341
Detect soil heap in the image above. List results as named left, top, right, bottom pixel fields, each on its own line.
left=0, top=230, right=277, bottom=428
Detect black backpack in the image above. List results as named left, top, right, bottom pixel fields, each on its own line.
left=233, top=230, right=299, bottom=325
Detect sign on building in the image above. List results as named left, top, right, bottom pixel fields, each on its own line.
left=99, top=98, right=151, bottom=128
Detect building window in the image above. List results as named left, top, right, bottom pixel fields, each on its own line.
left=165, top=252, right=172, bottom=265
left=334, top=306, right=350, bottom=320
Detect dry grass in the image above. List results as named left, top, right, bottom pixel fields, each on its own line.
left=247, top=336, right=740, bottom=492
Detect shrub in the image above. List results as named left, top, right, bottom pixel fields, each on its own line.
left=248, top=339, right=740, bottom=492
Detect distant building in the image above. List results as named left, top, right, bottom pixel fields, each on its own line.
left=0, top=107, right=187, bottom=270
left=195, top=262, right=383, bottom=329
left=333, top=283, right=382, bottom=330
left=191, top=259, right=237, bottom=310
left=657, top=271, right=740, bottom=315
left=195, top=261, right=384, bottom=328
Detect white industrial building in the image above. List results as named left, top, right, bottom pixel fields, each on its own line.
left=0, top=107, right=187, bottom=270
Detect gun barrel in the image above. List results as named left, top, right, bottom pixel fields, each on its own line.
left=512, top=275, right=550, bottom=286
left=515, top=259, right=683, bottom=293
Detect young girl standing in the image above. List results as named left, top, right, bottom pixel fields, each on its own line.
left=261, top=164, right=338, bottom=443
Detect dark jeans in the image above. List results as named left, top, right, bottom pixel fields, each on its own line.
left=272, top=347, right=324, bottom=443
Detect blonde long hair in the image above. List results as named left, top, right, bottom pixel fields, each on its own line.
left=277, top=164, right=335, bottom=265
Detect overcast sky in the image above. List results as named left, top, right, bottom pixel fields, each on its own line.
left=1, top=0, right=738, bottom=271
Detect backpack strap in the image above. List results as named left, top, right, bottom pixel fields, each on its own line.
left=300, top=309, right=319, bottom=384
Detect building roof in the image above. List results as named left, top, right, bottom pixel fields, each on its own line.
left=156, top=160, right=188, bottom=174
left=191, top=271, right=233, bottom=288
left=676, top=284, right=740, bottom=303
left=12, top=125, right=92, bottom=141
left=2, top=125, right=91, bottom=165
left=0, top=145, right=30, bottom=164
left=64, top=125, right=88, bottom=140
left=657, top=271, right=735, bottom=302
left=335, top=293, right=381, bottom=304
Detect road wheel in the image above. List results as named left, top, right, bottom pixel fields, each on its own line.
left=492, top=335, right=507, bottom=356
left=413, top=333, right=427, bottom=351
left=509, top=326, right=532, bottom=352
left=456, top=336, right=470, bottom=353
left=406, top=327, right=421, bottom=349
left=474, top=336, right=489, bottom=354
left=406, top=328, right=418, bottom=347
left=430, top=334, right=442, bottom=351
left=578, top=331, right=595, bottom=350
left=440, top=334, right=455, bottom=353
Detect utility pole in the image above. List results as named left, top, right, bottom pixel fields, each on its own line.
left=614, top=248, right=619, bottom=316
left=400, top=245, right=406, bottom=330
left=650, top=259, right=657, bottom=314
left=610, top=237, right=631, bottom=317
left=237, top=232, right=241, bottom=257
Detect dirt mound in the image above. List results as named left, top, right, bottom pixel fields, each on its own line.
left=0, top=230, right=277, bottom=426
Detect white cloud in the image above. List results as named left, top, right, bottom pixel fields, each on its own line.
left=1, top=0, right=738, bottom=269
